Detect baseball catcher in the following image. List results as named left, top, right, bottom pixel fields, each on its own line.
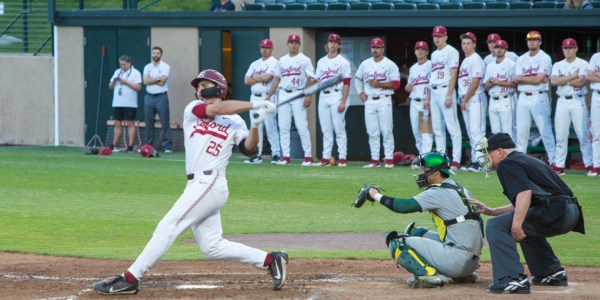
left=354, top=152, right=483, bottom=288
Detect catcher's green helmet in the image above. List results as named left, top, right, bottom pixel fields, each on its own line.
left=416, top=152, right=456, bottom=176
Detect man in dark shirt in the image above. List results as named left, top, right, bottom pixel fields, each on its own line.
left=210, top=0, right=235, bottom=11
left=471, top=133, right=584, bottom=294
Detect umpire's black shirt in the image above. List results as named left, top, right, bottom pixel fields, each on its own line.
left=497, top=151, right=573, bottom=206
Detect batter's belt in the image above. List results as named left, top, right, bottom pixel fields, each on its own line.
left=187, top=170, right=223, bottom=180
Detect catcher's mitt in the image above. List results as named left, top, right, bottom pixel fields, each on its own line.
left=352, top=184, right=383, bottom=208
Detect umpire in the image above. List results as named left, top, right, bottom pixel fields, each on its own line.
left=471, top=133, right=585, bottom=294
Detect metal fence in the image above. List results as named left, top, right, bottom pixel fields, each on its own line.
left=0, top=2, right=54, bottom=55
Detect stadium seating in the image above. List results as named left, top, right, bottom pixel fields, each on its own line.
left=406, top=0, right=427, bottom=3
left=533, top=1, right=557, bottom=8
left=255, top=0, right=276, bottom=3
left=265, top=3, right=286, bottom=10
left=318, top=0, right=339, bottom=3
left=440, top=2, right=463, bottom=8
left=383, top=0, right=405, bottom=2
left=276, top=0, right=295, bottom=3
left=593, top=1, right=600, bottom=8
left=417, top=3, right=440, bottom=8
left=296, top=0, right=318, bottom=3
left=509, top=1, right=532, bottom=8
left=285, top=3, right=308, bottom=9
left=486, top=1, right=510, bottom=8
left=242, top=3, right=266, bottom=10
left=328, top=2, right=351, bottom=9
left=351, top=2, right=373, bottom=9
left=428, top=0, right=450, bottom=3
left=463, top=2, right=486, bottom=8
left=307, top=2, right=328, bottom=9
left=394, top=2, right=418, bottom=8
left=372, top=2, right=395, bottom=8
left=242, top=0, right=569, bottom=10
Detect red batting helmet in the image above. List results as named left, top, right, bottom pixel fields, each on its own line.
left=140, top=144, right=160, bottom=158
left=190, top=69, right=228, bottom=99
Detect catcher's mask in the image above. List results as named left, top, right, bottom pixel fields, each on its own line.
left=476, top=136, right=493, bottom=177
left=476, top=133, right=515, bottom=178
left=411, top=152, right=455, bottom=190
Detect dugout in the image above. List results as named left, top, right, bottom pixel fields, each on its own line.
left=44, top=2, right=600, bottom=162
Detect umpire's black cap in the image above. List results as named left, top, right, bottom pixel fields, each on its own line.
left=483, top=133, right=516, bottom=151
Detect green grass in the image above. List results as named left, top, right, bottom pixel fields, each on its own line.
left=0, top=146, right=598, bottom=266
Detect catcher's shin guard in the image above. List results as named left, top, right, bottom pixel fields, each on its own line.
left=389, top=238, right=437, bottom=277
left=404, top=222, right=429, bottom=237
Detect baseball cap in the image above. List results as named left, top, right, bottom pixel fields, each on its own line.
left=288, top=34, right=300, bottom=42
left=414, top=41, right=429, bottom=50
left=371, top=37, right=385, bottom=47
left=481, top=133, right=515, bottom=152
left=494, top=40, right=508, bottom=49
left=526, top=31, right=542, bottom=40
left=432, top=26, right=447, bottom=37
left=487, top=33, right=501, bottom=42
left=259, top=39, right=273, bottom=48
left=328, top=33, right=341, bottom=42
left=460, top=32, right=477, bottom=42
left=562, top=38, right=578, bottom=48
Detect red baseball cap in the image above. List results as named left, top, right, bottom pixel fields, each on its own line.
left=259, top=39, right=273, bottom=48
left=487, top=33, right=501, bottom=42
left=371, top=37, right=385, bottom=47
left=414, top=41, right=429, bottom=50
left=328, top=33, right=341, bottom=42
left=494, top=40, right=508, bottom=49
left=461, top=32, right=477, bottom=42
left=526, top=31, right=542, bottom=40
left=288, top=34, right=300, bottom=42
left=562, top=38, right=578, bottom=48
left=432, top=26, right=447, bottom=37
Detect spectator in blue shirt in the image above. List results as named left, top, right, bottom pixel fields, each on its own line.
left=210, top=0, right=235, bottom=11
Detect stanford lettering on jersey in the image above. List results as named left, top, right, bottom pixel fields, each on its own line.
left=319, top=68, right=340, bottom=79
left=190, top=118, right=231, bottom=140
left=367, top=71, right=388, bottom=81
left=254, top=66, right=270, bottom=75
left=522, top=66, right=540, bottom=76
left=281, top=65, right=302, bottom=77
left=411, top=74, right=429, bottom=86
left=431, top=61, right=445, bottom=72
left=458, top=69, right=468, bottom=79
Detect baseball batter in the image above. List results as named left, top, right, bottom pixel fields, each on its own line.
left=92, top=70, right=288, bottom=295
left=355, top=37, right=401, bottom=168
left=458, top=32, right=487, bottom=172
left=266, top=34, right=314, bottom=166
left=360, top=152, right=483, bottom=288
left=314, top=33, right=352, bottom=167
left=244, top=39, right=281, bottom=164
left=587, top=51, right=600, bottom=176
left=484, top=40, right=517, bottom=141
left=427, top=26, right=463, bottom=170
left=484, top=33, right=518, bottom=65
left=406, top=41, right=433, bottom=155
left=514, top=31, right=555, bottom=166
left=550, top=38, right=593, bottom=176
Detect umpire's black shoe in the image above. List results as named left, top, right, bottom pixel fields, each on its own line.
left=532, top=268, right=568, bottom=286
left=92, top=274, right=139, bottom=295
left=268, top=251, right=289, bottom=290
left=488, top=274, right=530, bottom=294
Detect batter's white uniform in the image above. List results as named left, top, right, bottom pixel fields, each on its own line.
left=275, top=52, right=314, bottom=160
left=588, top=53, right=600, bottom=170
left=246, top=56, right=281, bottom=158
left=484, top=51, right=518, bottom=65
left=407, top=60, right=433, bottom=154
left=316, top=53, right=352, bottom=161
left=128, top=100, right=268, bottom=280
left=552, top=57, right=592, bottom=169
left=355, top=56, right=400, bottom=163
left=429, top=44, right=462, bottom=164
left=515, top=50, right=556, bottom=165
left=458, top=53, right=487, bottom=164
left=484, top=58, right=516, bottom=140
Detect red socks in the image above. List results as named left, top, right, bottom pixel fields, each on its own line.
left=263, top=253, right=273, bottom=267
left=125, top=271, right=137, bottom=283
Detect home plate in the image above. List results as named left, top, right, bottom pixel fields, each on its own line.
left=177, top=284, right=223, bottom=289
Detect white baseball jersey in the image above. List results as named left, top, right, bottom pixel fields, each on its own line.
left=515, top=50, right=552, bottom=92
left=552, top=58, right=589, bottom=97
left=407, top=60, right=431, bottom=100
left=430, top=45, right=460, bottom=86
left=276, top=53, right=314, bottom=90
left=457, top=54, right=485, bottom=97
left=143, top=61, right=170, bottom=94
left=484, top=51, right=518, bottom=65
left=316, top=54, right=352, bottom=89
left=183, top=100, right=249, bottom=175
left=245, top=56, right=278, bottom=95
left=110, top=66, right=142, bottom=108
left=354, top=57, right=400, bottom=96
left=484, top=58, right=516, bottom=97
left=589, top=53, right=600, bottom=91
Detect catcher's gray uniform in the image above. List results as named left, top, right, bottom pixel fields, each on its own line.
left=405, top=179, right=483, bottom=278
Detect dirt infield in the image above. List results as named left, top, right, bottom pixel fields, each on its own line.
left=2, top=233, right=600, bottom=299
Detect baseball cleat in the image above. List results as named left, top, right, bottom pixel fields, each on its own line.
left=268, top=251, right=289, bottom=290
left=338, top=159, right=347, bottom=167
left=313, top=158, right=331, bottom=167
left=450, top=162, right=462, bottom=171
left=452, top=272, right=479, bottom=284
left=585, top=166, right=597, bottom=177
left=363, top=160, right=380, bottom=168
left=244, top=155, right=263, bottom=164
left=406, top=274, right=449, bottom=288
left=271, top=155, right=281, bottom=165
left=301, top=157, right=313, bottom=166
left=467, top=162, right=482, bottom=172
left=488, top=274, right=530, bottom=294
left=277, top=157, right=291, bottom=165
left=92, top=274, right=139, bottom=295
left=532, top=269, right=568, bottom=286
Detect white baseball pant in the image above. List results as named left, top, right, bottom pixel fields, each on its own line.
left=554, top=96, right=592, bottom=168
left=364, top=96, right=394, bottom=161
left=461, top=93, right=487, bottom=163
left=488, top=94, right=516, bottom=141
left=278, top=90, right=312, bottom=158
left=592, top=91, right=600, bottom=169
left=318, top=91, right=348, bottom=160
left=250, top=94, right=281, bottom=157
left=430, top=86, right=462, bottom=163
left=515, top=92, right=556, bottom=165
left=128, top=173, right=267, bottom=280
left=409, top=99, right=433, bottom=154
